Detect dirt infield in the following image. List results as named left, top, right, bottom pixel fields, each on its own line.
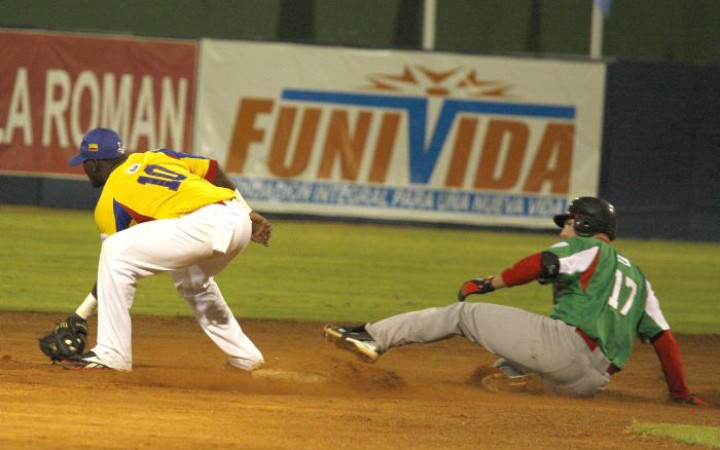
left=1, top=311, right=718, bottom=449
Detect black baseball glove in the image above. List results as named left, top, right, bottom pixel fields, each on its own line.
left=38, top=315, right=88, bottom=362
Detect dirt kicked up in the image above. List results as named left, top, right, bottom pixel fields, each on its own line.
left=1, top=311, right=719, bottom=449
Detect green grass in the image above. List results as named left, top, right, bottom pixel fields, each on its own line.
left=1, top=205, right=719, bottom=332
left=630, top=422, right=720, bottom=448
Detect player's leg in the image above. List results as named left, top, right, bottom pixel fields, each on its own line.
left=91, top=202, right=250, bottom=370
left=172, top=203, right=264, bottom=370
left=171, top=266, right=264, bottom=371
left=91, top=224, right=170, bottom=371
left=540, top=338, right=611, bottom=396
left=453, top=304, right=610, bottom=395
left=365, top=302, right=609, bottom=395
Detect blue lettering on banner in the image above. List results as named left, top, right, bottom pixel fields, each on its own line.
left=233, top=176, right=567, bottom=218
left=282, top=89, right=576, bottom=185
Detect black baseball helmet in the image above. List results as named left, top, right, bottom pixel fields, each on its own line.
left=553, top=197, right=617, bottom=240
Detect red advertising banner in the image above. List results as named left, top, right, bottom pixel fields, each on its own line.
left=0, top=29, right=196, bottom=175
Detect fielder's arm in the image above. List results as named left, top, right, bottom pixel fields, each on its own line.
left=213, top=166, right=272, bottom=246
left=74, top=282, right=99, bottom=319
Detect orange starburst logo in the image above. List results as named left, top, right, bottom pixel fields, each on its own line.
left=363, top=65, right=514, bottom=98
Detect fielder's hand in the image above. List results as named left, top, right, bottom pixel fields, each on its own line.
left=250, top=212, right=272, bottom=246
left=672, top=394, right=709, bottom=407
left=458, top=276, right=495, bottom=301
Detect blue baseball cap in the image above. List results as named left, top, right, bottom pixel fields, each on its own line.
left=69, top=128, right=126, bottom=166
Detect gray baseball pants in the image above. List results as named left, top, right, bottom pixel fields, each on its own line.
left=365, top=302, right=612, bottom=396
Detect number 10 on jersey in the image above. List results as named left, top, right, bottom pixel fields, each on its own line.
left=137, top=165, right=187, bottom=191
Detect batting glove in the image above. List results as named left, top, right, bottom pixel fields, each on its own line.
left=458, top=276, right=495, bottom=301
left=672, top=394, right=709, bottom=407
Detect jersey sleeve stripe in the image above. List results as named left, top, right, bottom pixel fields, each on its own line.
left=644, top=280, right=670, bottom=330
left=205, top=160, right=219, bottom=183
left=578, top=252, right=599, bottom=292
left=558, top=246, right=600, bottom=293
left=558, top=247, right=599, bottom=274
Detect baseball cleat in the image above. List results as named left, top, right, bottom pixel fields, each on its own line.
left=481, top=359, right=530, bottom=393
left=61, top=351, right=113, bottom=371
left=467, top=363, right=532, bottom=394
left=480, top=372, right=529, bottom=394
left=323, top=325, right=381, bottom=363
left=493, top=358, right=527, bottom=379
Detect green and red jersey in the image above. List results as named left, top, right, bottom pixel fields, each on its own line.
left=499, top=236, right=690, bottom=398
left=500, top=236, right=670, bottom=369
left=545, top=237, right=669, bottom=368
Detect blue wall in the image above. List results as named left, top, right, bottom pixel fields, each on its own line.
left=0, top=176, right=100, bottom=210
left=599, top=62, right=720, bottom=241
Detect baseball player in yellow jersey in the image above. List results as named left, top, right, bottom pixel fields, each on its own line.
left=43, top=127, right=271, bottom=371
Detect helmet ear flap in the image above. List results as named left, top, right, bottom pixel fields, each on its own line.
left=573, top=215, right=593, bottom=236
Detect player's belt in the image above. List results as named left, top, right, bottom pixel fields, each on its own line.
left=575, top=328, right=621, bottom=375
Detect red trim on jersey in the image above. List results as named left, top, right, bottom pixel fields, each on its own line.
left=205, top=160, right=219, bottom=183
left=651, top=330, right=691, bottom=399
left=501, top=253, right=542, bottom=287
left=123, top=204, right=155, bottom=225
left=579, top=251, right=600, bottom=292
left=575, top=328, right=620, bottom=374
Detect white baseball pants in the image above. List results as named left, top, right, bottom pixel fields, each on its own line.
left=91, top=200, right=264, bottom=371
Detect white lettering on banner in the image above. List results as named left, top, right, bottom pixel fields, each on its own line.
left=71, top=71, right=101, bottom=143
left=133, top=76, right=156, bottom=147
left=527, top=197, right=566, bottom=216
left=1, top=67, right=33, bottom=145
left=391, top=189, right=435, bottom=210
left=1, top=68, right=188, bottom=150
left=313, top=184, right=388, bottom=207
left=471, top=196, right=525, bottom=215
left=438, top=192, right=470, bottom=212
left=102, top=74, right=133, bottom=138
left=233, top=176, right=566, bottom=217
left=43, top=69, right=72, bottom=147
left=160, top=77, right=188, bottom=151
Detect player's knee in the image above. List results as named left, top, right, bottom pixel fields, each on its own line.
left=100, top=234, right=129, bottom=260
left=173, top=272, right=214, bottom=296
left=456, top=301, right=477, bottom=321
left=175, top=280, right=213, bottom=299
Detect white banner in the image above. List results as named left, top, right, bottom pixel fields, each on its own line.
left=195, top=40, right=606, bottom=228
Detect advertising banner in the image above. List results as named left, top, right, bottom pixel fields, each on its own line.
left=0, top=29, right=197, bottom=176
left=196, top=40, right=606, bottom=228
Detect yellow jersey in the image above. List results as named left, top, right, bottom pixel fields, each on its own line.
left=95, top=150, right=236, bottom=237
